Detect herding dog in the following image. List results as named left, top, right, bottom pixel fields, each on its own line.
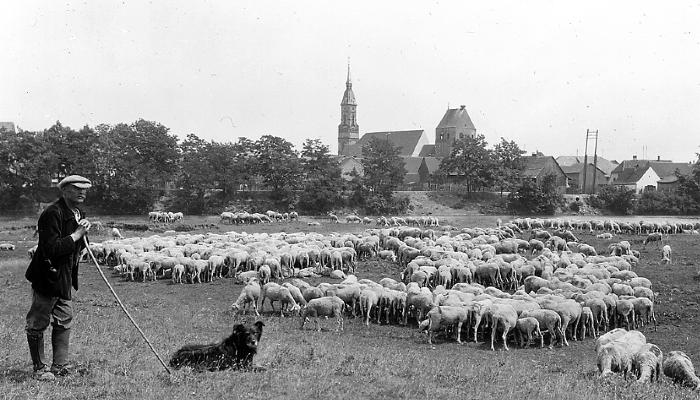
left=169, top=321, right=264, bottom=371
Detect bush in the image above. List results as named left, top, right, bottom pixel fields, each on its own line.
left=507, top=175, right=564, bottom=215
left=589, top=185, right=636, bottom=214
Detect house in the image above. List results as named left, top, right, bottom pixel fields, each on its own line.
left=403, top=156, right=441, bottom=185
left=337, top=156, right=364, bottom=181
left=560, top=163, right=608, bottom=193
left=610, top=165, right=660, bottom=193
left=520, top=155, right=568, bottom=193
left=0, top=122, right=16, bottom=133
left=610, top=155, right=693, bottom=193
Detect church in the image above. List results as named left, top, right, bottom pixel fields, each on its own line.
left=336, top=65, right=477, bottom=185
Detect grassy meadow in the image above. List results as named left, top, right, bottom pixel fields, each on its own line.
left=1, top=213, right=700, bottom=399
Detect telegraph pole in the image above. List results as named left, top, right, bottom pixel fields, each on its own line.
left=582, top=129, right=599, bottom=194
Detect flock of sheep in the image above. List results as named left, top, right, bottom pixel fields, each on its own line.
left=148, top=211, right=184, bottom=224
left=219, top=210, right=299, bottom=224
left=79, top=214, right=700, bottom=390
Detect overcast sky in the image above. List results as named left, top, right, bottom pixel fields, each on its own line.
left=2, top=1, right=700, bottom=163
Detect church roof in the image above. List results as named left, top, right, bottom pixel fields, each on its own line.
left=346, top=130, right=426, bottom=157
left=436, top=106, right=475, bottom=130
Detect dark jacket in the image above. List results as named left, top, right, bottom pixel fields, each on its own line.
left=25, top=197, right=86, bottom=300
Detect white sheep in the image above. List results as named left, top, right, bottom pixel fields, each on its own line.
left=661, top=244, right=672, bottom=265
left=111, top=227, right=123, bottom=240
left=300, top=296, right=345, bottom=331
left=596, top=329, right=646, bottom=379
left=359, top=288, right=381, bottom=326
left=230, top=279, right=261, bottom=316
left=520, top=309, right=564, bottom=348
left=632, top=343, right=663, bottom=383
left=171, top=264, right=185, bottom=284
left=419, top=305, right=470, bottom=345
left=0, top=243, right=15, bottom=251
left=514, top=317, right=543, bottom=348
left=484, top=303, right=518, bottom=351
left=260, top=282, right=300, bottom=317
left=663, top=351, right=700, bottom=390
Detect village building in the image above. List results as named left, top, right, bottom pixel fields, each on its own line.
left=520, top=154, right=568, bottom=193
left=610, top=156, right=693, bottom=193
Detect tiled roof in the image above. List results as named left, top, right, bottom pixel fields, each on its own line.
left=422, top=156, right=441, bottom=173
left=557, top=155, right=617, bottom=175
left=403, top=157, right=423, bottom=174
left=346, top=130, right=425, bottom=157
left=649, top=162, right=693, bottom=179
left=418, top=144, right=435, bottom=157
left=555, top=156, right=583, bottom=166
left=612, top=165, right=652, bottom=185
left=436, top=106, right=475, bottom=130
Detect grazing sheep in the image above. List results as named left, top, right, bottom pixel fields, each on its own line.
left=111, top=227, right=123, bottom=240
left=632, top=343, right=663, bottom=383
left=230, top=279, right=262, bottom=316
left=520, top=309, right=564, bottom=348
left=644, top=232, right=663, bottom=247
left=300, top=296, right=345, bottom=332
left=359, top=288, right=381, bottom=326
left=661, top=244, right=672, bottom=265
left=514, top=317, right=543, bottom=348
left=301, top=286, right=324, bottom=303
left=260, top=282, right=300, bottom=317
left=0, top=243, right=15, bottom=251
left=579, top=306, right=596, bottom=339
left=282, top=283, right=307, bottom=309
left=663, top=351, right=700, bottom=390
left=419, top=305, right=470, bottom=345
left=258, top=265, right=272, bottom=285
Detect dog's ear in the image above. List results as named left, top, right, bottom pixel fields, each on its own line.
left=253, top=320, right=265, bottom=333
left=232, top=324, right=246, bottom=336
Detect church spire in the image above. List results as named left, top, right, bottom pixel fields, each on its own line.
left=346, top=59, right=352, bottom=86
left=338, top=60, right=359, bottom=155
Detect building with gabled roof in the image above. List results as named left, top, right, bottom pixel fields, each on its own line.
left=344, top=129, right=431, bottom=157
left=0, top=122, right=16, bottom=133
left=561, top=162, right=608, bottom=193
left=434, top=105, right=476, bottom=157
left=611, top=164, right=660, bottom=193
left=610, top=155, right=693, bottom=193
left=520, top=155, right=568, bottom=193
left=556, top=155, right=618, bottom=176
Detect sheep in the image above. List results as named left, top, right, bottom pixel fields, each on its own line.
left=171, top=264, right=185, bottom=284
left=514, top=317, right=543, bottom=348
left=631, top=297, right=656, bottom=330
left=419, top=305, right=470, bottom=344
left=597, top=340, right=643, bottom=379
left=0, top=243, right=15, bottom=251
left=663, top=351, right=700, bottom=390
left=230, top=279, right=262, bottom=316
left=300, top=296, right=345, bottom=332
left=282, top=282, right=307, bottom=309
left=359, top=288, right=381, bottom=326
left=578, top=306, right=596, bottom=339
left=661, top=244, right=672, bottom=265
left=643, top=232, right=663, bottom=246
left=111, top=227, right=123, bottom=240
left=632, top=343, right=663, bottom=383
left=301, top=286, right=324, bottom=303
left=258, top=265, right=272, bottom=285
left=484, top=303, right=518, bottom=351
left=260, top=282, right=300, bottom=317
left=520, top=309, right=564, bottom=348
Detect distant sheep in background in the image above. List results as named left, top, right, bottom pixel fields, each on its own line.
left=0, top=243, right=15, bottom=251
left=111, top=227, right=123, bottom=240
left=661, top=245, right=672, bottom=265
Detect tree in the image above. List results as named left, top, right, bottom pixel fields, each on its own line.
left=297, top=139, right=343, bottom=214
left=354, top=137, right=408, bottom=214
left=589, top=185, right=636, bottom=214
left=493, top=137, right=526, bottom=195
left=438, top=134, right=495, bottom=194
left=360, top=137, right=406, bottom=195
left=176, top=133, right=216, bottom=213
left=507, top=174, right=564, bottom=215
left=254, top=135, right=302, bottom=205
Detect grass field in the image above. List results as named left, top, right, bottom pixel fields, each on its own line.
left=1, top=213, right=700, bottom=400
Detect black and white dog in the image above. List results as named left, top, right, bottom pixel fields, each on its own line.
left=169, top=321, right=264, bottom=371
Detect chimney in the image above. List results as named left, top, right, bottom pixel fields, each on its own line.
left=657, top=155, right=660, bottom=161
left=632, top=155, right=637, bottom=160
left=460, top=105, right=466, bottom=110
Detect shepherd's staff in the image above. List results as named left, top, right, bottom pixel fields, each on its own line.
left=82, top=237, right=172, bottom=374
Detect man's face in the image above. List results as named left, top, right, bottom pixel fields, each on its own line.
left=62, top=184, right=88, bottom=204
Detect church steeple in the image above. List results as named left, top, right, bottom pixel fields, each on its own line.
left=338, top=61, right=359, bottom=155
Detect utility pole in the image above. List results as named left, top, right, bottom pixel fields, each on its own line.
left=581, top=129, right=599, bottom=194
left=592, top=130, right=599, bottom=193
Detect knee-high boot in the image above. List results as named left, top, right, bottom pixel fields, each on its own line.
left=26, top=330, right=46, bottom=371
left=51, top=326, right=71, bottom=369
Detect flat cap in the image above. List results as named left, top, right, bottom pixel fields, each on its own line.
left=58, top=175, right=92, bottom=190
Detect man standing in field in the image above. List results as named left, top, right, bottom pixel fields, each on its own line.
left=24, top=175, right=92, bottom=381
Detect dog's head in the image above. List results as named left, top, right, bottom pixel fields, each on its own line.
left=230, top=321, right=264, bottom=354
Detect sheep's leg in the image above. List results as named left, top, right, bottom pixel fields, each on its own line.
left=502, top=325, right=510, bottom=351
left=456, top=321, right=463, bottom=344
left=490, top=321, right=497, bottom=351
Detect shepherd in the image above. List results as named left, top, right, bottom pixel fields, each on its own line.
left=24, top=175, right=92, bottom=381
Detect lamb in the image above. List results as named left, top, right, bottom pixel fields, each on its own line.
left=520, top=309, right=564, bottom=348
left=230, top=279, right=262, bottom=316
left=300, top=296, right=345, bottom=332
left=632, top=343, right=663, bottom=383
left=419, top=305, right=470, bottom=344
left=514, top=317, right=543, bottom=348
left=661, top=244, right=672, bottom=265
left=663, top=351, right=700, bottom=390
left=259, top=282, right=300, bottom=317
